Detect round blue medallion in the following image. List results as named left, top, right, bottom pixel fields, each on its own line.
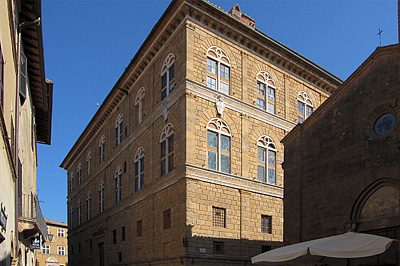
left=374, top=113, right=396, bottom=136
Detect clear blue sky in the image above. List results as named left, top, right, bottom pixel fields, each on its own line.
left=37, top=0, right=398, bottom=223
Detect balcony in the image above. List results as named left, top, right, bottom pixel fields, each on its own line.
left=18, top=193, right=48, bottom=240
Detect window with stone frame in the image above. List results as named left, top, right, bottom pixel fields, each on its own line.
left=163, top=208, right=171, bottom=230
left=134, top=147, right=145, bottom=192
left=160, top=123, right=174, bottom=176
left=99, top=135, right=106, bottom=163
left=212, top=206, right=226, bottom=228
left=256, top=71, right=276, bottom=114
left=135, top=87, right=145, bottom=124
left=261, top=215, right=272, bottom=234
left=297, top=91, right=313, bottom=123
left=86, top=191, right=91, bottom=221
left=206, top=46, right=230, bottom=95
left=115, top=113, right=124, bottom=146
left=99, top=180, right=105, bottom=213
left=42, top=244, right=50, bottom=254
left=115, top=166, right=123, bottom=203
left=257, top=136, right=277, bottom=185
left=69, top=173, right=74, bottom=192
left=86, top=151, right=91, bottom=176
left=207, top=118, right=231, bottom=174
left=69, top=206, right=73, bottom=228
left=77, top=163, right=82, bottom=185
left=161, top=53, right=175, bottom=100
left=57, top=228, right=65, bottom=238
left=57, top=246, right=65, bottom=256
left=77, top=200, right=81, bottom=226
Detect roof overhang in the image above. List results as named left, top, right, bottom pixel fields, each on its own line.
left=19, top=0, right=52, bottom=144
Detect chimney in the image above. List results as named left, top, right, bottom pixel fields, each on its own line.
left=229, top=4, right=255, bottom=29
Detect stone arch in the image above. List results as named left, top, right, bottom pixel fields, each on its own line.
left=349, top=178, right=400, bottom=232
left=200, top=39, right=236, bottom=69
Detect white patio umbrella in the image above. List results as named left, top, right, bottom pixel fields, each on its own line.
left=252, top=232, right=396, bottom=265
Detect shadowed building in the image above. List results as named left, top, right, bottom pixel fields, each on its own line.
left=60, top=0, right=341, bottom=265
left=282, top=44, right=399, bottom=265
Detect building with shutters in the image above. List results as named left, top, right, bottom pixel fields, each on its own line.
left=60, top=0, right=341, bottom=265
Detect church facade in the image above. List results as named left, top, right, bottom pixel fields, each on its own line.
left=61, top=0, right=341, bottom=265
left=282, top=44, right=399, bottom=265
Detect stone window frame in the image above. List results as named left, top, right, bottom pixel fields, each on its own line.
left=161, top=53, right=175, bottom=100
left=213, top=241, right=225, bottom=254
left=160, top=123, right=175, bottom=176
left=42, top=244, right=50, bottom=254
left=69, top=206, right=74, bottom=228
left=115, top=113, right=124, bottom=146
left=86, top=191, right=91, bottom=221
left=212, top=206, right=226, bottom=228
left=256, top=71, right=277, bottom=114
left=297, top=91, right=313, bottom=123
left=77, top=162, right=82, bottom=185
left=257, top=135, right=277, bottom=185
left=134, top=147, right=145, bottom=192
left=115, top=166, right=123, bottom=203
left=69, top=172, right=74, bottom=192
left=261, top=214, right=272, bottom=234
left=135, top=87, right=145, bottom=124
left=57, top=228, right=65, bottom=238
left=77, top=199, right=81, bottom=226
left=207, top=118, right=231, bottom=174
left=99, top=180, right=105, bottom=213
left=57, top=246, right=66, bottom=256
left=206, top=46, right=231, bottom=95
left=99, top=135, right=106, bottom=163
left=86, top=151, right=92, bottom=176
left=137, top=220, right=143, bottom=237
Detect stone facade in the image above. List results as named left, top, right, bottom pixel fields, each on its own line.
left=35, top=219, right=68, bottom=266
left=61, top=0, right=341, bottom=265
left=282, top=44, right=400, bottom=265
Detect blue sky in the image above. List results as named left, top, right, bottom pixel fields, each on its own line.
left=37, top=0, right=398, bottom=223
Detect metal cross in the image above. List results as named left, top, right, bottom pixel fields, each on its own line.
left=377, top=28, right=383, bottom=46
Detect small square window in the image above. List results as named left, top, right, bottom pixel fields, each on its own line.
left=213, top=207, right=226, bottom=228
left=213, top=241, right=224, bottom=254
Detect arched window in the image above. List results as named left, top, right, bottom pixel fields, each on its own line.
left=77, top=163, right=82, bottom=185
left=86, top=151, right=92, bottom=176
left=257, top=71, right=276, bottom=114
left=77, top=200, right=81, bottom=226
left=135, top=87, right=145, bottom=124
left=160, top=123, right=175, bottom=176
left=206, top=46, right=230, bottom=95
left=99, top=135, right=105, bottom=163
left=115, top=113, right=124, bottom=146
left=99, top=180, right=104, bottom=213
left=207, top=118, right=231, bottom=173
left=257, top=136, right=277, bottom=185
left=69, top=173, right=74, bottom=192
left=297, top=91, right=313, bottom=123
left=69, top=206, right=74, bottom=228
left=161, top=53, right=175, bottom=100
left=86, top=191, right=91, bottom=221
left=115, top=166, right=123, bottom=203
left=134, top=147, right=145, bottom=192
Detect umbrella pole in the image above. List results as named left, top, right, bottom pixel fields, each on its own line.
left=346, top=258, right=352, bottom=266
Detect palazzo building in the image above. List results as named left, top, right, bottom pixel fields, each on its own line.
left=0, top=0, right=53, bottom=265
left=282, top=44, right=399, bottom=265
left=35, top=218, right=68, bottom=266
left=60, top=0, right=341, bottom=265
